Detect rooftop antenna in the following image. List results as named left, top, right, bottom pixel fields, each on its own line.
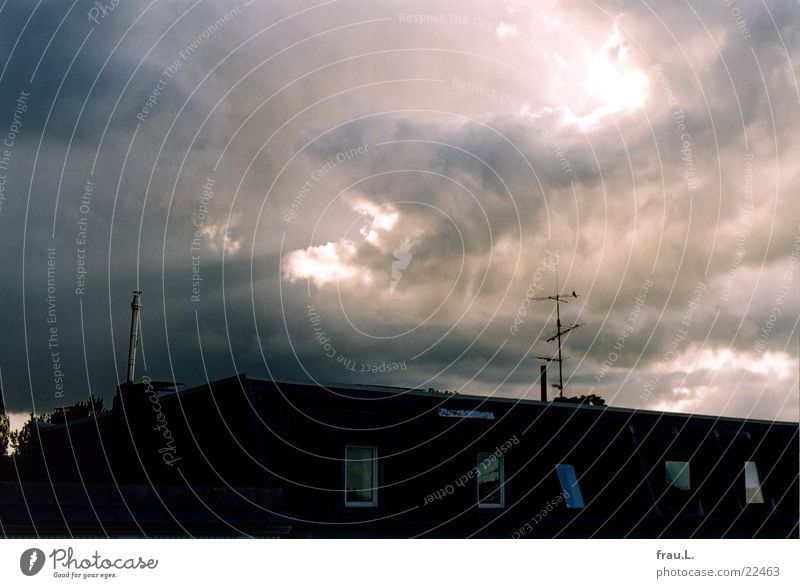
left=126, top=290, right=142, bottom=384
left=530, top=265, right=582, bottom=399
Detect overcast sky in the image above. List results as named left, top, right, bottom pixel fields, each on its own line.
left=0, top=0, right=797, bottom=424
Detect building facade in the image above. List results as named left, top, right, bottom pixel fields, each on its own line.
left=1, top=375, right=797, bottom=538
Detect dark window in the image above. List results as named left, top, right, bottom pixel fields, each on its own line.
left=477, top=453, right=505, bottom=508
left=345, top=445, right=378, bottom=507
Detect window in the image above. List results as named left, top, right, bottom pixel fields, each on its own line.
left=477, top=453, right=505, bottom=508
left=744, top=461, right=765, bottom=504
left=345, top=445, right=378, bottom=507
left=555, top=464, right=585, bottom=509
left=665, top=461, right=690, bottom=491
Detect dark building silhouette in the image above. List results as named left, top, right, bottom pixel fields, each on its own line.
left=1, top=375, right=797, bottom=538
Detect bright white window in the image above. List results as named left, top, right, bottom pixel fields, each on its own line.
left=345, top=445, right=378, bottom=507
left=555, top=464, right=585, bottom=509
left=744, top=461, right=765, bottom=504
left=665, top=461, right=690, bottom=491
left=477, top=453, right=505, bottom=508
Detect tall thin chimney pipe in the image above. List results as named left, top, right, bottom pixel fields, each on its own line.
left=540, top=365, right=547, bottom=402
left=126, top=290, right=142, bottom=384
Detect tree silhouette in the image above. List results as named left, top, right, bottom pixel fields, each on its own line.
left=9, top=413, right=39, bottom=460
left=559, top=394, right=606, bottom=406
left=5, top=396, right=107, bottom=460
left=49, top=396, right=105, bottom=424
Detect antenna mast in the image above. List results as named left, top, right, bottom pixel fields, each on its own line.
left=531, top=266, right=582, bottom=399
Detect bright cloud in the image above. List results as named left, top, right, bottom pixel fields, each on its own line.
left=282, top=240, right=364, bottom=286
left=641, top=347, right=797, bottom=417
left=495, top=22, right=519, bottom=39
left=197, top=215, right=242, bottom=255
left=283, top=199, right=401, bottom=286
left=663, top=346, right=795, bottom=380
left=570, top=22, right=651, bottom=129
left=351, top=199, right=399, bottom=246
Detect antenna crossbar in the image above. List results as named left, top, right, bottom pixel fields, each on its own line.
left=529, top=266, right=581, bottom=398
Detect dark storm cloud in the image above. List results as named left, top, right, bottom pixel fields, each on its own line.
left=0, top=0, right=796, bottom=424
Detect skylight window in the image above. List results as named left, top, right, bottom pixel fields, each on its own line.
left=555, top=464, right=585, bottom=509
